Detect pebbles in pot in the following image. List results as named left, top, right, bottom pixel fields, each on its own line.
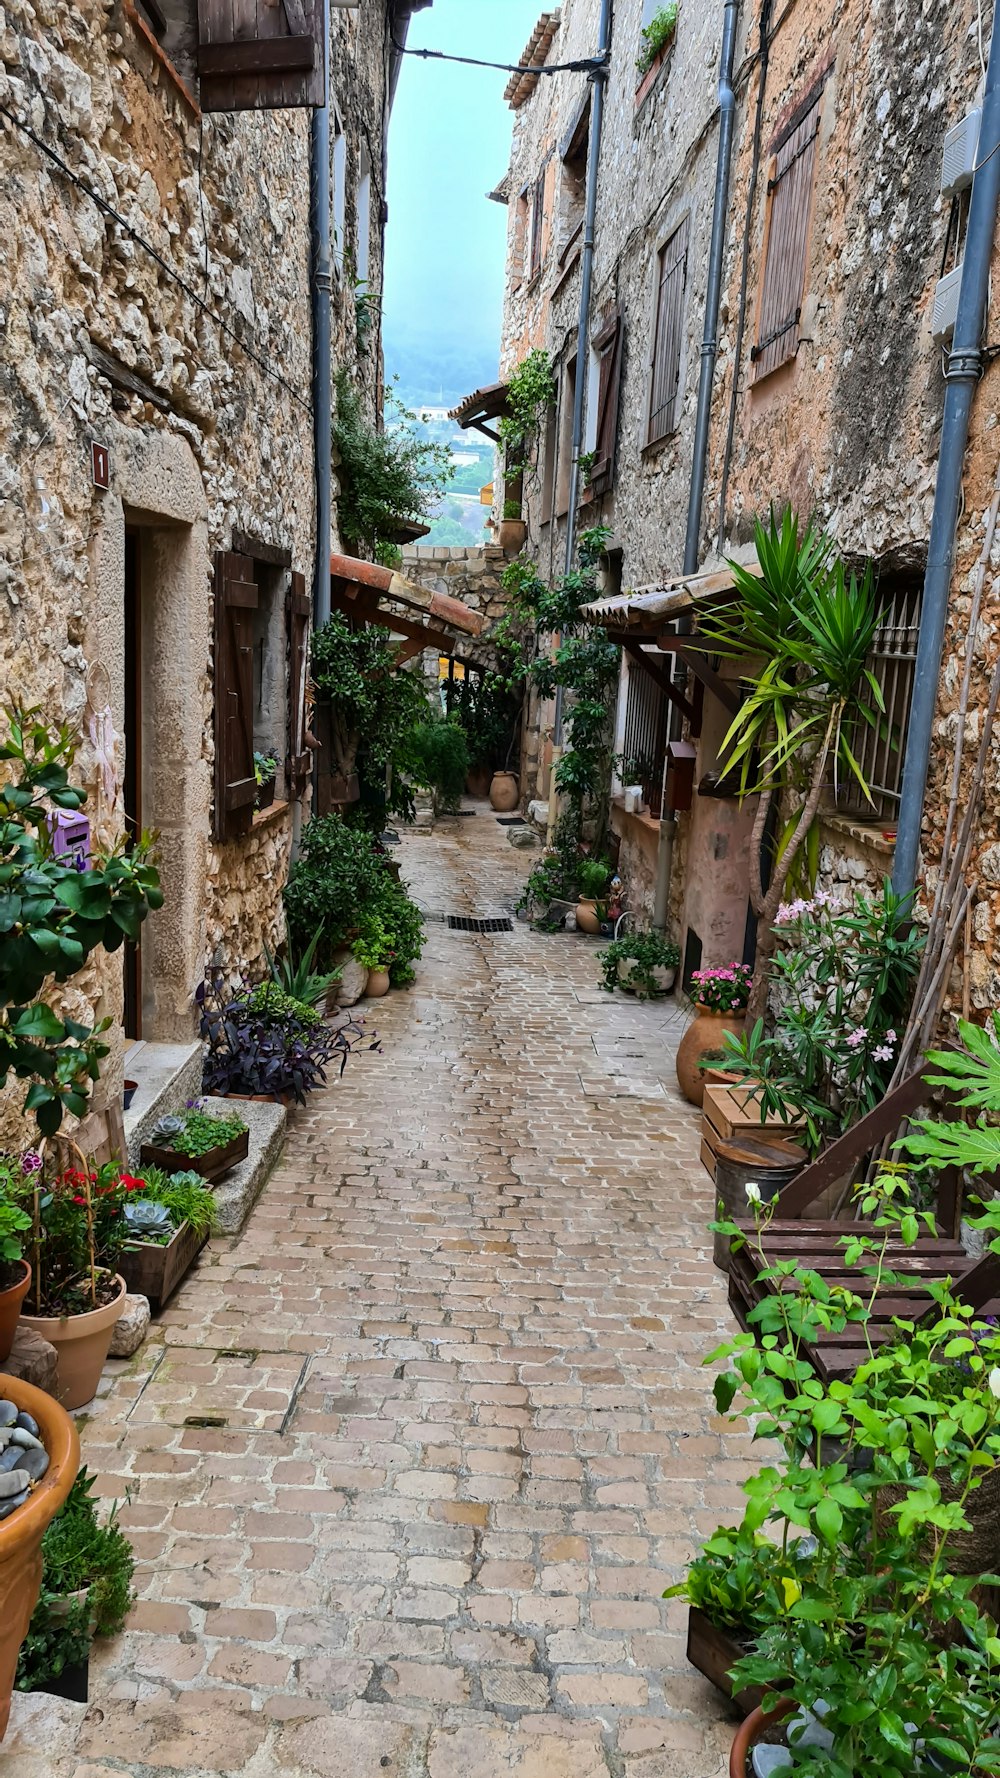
left=0, top=1398, right=50, bottom=1510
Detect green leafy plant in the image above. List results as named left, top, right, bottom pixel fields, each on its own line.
left=498, top=348, right=555, bottom=479
left=665, top=1523, right=819, bottom=1639
left=253, top=749, right=278, bottom=787
left=148, top=1106, right=248, bottom=1158
left=577, top=856, right=613, bottom=900
left=333, top=371, right=449, bottom=558
left=311, top=613, right=429, bottom=829
left=696, top=508, right=887, bottom=1024
left=248, top=981, right=320, bottom=1026
left=636, top=1, right=678, bottom=77
left=719, top=883, right=923, bottom=1156
left=17, top=1467, right=134, bottom=1692
left=903, top=1010, right=1000, bottom=1175
left=0, top=1155, right=31, bottom=1275
left=352, top=914, right=394, bottom=973
left=502, top=498, right=522, bottom=522
left=29, top=1160, right=132, bottom=1316
left=599, top=932, right=680, bottom=997
left=0, top=710, right=162, bottom=1134
left=578, top=449, right=598, bottom=484
left=452, top=662, right=523, bottom=775
left=690, top=963, right=752, bottom=1014
left=264, top=930, right=341, bottom=1010
left=406, top=716, right=469, bottom=815
left=133, top=1167, right=217, bottom=1242
left=284, top=816, right=399, bottom=966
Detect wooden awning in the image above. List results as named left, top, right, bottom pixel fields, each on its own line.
left=580, top=560, right=758, bottom=635
left=329, top=553, right=486, bottom=664
left=448, top=381, right=509, bottom=444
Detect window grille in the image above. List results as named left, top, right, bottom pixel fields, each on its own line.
left=621, top=655, right=670, bottom=817
left=752, top=95, right=821, bottom=381
left=647, top=219, right=689, bottom=444
left=834, top=580, right=922, bottom=822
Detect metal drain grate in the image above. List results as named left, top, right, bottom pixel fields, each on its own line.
left=447, top=915, right=514, bottom=934
left=448, top=809, right=477, bottom=818
left=495, top=816, right=526, bottom=827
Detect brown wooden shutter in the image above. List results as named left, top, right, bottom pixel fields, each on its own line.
left=286, top=571, right=311, bottom=799
left=197, top=0, right=326, bottom=112
left=752, top=96, right=822, bottom=381
left=213, top=551, right=257, bottom=842
left=528, top=168, right=545, bottom=279
left=589, top=311, right=623, bottom=494
left=647, top=219, right=689, bottom=444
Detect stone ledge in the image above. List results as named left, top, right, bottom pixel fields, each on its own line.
left=819, top=812, right=895, bottom=857
left=206, top=1096, right=287, bottom=1235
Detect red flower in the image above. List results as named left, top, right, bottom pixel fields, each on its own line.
left=71, top=1195, right=86, bottom=1206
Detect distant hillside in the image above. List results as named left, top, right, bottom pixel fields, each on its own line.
left=397, top=403, right=495, bottom=549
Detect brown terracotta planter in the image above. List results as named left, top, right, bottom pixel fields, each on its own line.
left=22, top=1274, right=128, bottom=1411
left=489, top=771, right=519, bottom=812
left=365, top=968, right=391, bottom=999
left=576, top=899, right=602, bottom=935
left=498, top=518, right=526, bottom=552
left=0, top=1262, right=31, bottom=1364
left=0, top=1375, right=80, bottom=1740
left=676, top=1007, right=746, bottom=1107
left=730, top=1701, right=795, bottom=1778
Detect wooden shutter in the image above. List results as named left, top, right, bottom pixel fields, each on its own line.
left=197, top=0, right=326, bottom=112
left=286, top=571, right=311, bottom=799
left=647, top=219, right=689, bottom=444
left=528, top=168, right=545, bottom=279
left=213, top=551, right=257, bottom=842
left=589, top=311, right=623, bottom=494
left=752, top=96, right=821, bottom=380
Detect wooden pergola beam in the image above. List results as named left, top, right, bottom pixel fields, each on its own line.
left=622, top=638, right=696, bottom=724
left=657, top=635, right=740, bottom=714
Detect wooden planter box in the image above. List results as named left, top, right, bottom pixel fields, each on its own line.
left=120, top=1220, right=209, bottom=1310
left=140, top=1128, right=249, bottom=1183
left=687, top=1606, right=763, bottom=1714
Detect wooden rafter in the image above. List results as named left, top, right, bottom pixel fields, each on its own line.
left=622, top=638, right=696, bottom=724
left=658, top=635, right=740, bottom=714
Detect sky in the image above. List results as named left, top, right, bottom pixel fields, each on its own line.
left=383, top=0, right=543, bottom=408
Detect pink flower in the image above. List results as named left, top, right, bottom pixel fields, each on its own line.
left=885, top=1029, right=896, bottom=1043
left=872, top=1044, right=893, bottom=1063
left=20, top=1151, right=41, bottom=1175
left=845, top=1028, right=866, bottom=1050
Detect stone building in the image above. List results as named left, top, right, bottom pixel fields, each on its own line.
left=0, top=0, right=425, bottom=1129
left=493, top=0, right=996, bottom=1000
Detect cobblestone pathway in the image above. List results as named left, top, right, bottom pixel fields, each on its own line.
left=8, top=812, right=756, bottom=1778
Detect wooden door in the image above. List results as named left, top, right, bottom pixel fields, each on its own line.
left=123, top=531, right=142, bottom=1039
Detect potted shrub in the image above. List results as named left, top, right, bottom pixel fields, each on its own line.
left=140, top=1102, right=249, bottom=1182
left=353, top=915, right=394, bottom=999
left=0, top=1376, right=80, bottom=1739
left=20, top=1155, right=129, bottom=1410
left=675, top=963, right=752, bottom=1106
left=635, top=1, right=678, bottom=101
left=714, top=1174, right=1000, bottom=1777
left=498, top=499, right=527, bottom=553
left=119, top=1167, right=217, bottom=1309
left=576, top=856, right=612, bottom=935
left=253, top=749, right=279, bottom=811
left=199, top=976, right=377, bottom=1104
left=16, top=1465, right=133, bottom=1704
left=599, top=932, right=680, bottom=996
left=263, top=929, right=341, bottom=1012
left=0, top=1157, right=33, bottom=1363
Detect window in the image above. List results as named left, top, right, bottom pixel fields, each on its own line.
left=130, top=0, right=199, bottom=90
left=620, top=651, right=670, bottom=818
left=752, top=91, right=822, bottom=381
left=333, top=110, right=347, bottom=276
left=513, top=186, right=530, bottom=288
left=251, top=564, right=289, bottom=799
left=558, top=96, right=590, bottom=261
left=587, top=311, right=623, bottom=493
left=834, top=571, right=922, bottom=823
left=356, top=147, right=372, bottom=285
left=647, top=219, right=689, bottom=445
left=527, top=167, right=545, bottom=281
left=538, top=403, right=557, bottom=526
left=554, top=354, right=577, bottom=517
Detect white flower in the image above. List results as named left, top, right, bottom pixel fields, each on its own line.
left=989, top=1368, right=1000, bottom=1400
left=745, top=1182, right=762, bottom=1205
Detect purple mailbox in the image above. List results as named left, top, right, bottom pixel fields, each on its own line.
left=47, top=809, right=91, bottom=871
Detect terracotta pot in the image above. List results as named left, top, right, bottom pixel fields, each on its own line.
left=366, top=968, right=390, bottom=998
left=465, top=767, right=492, bottom=799
left=489, top=771, right=519, bottom=812
left=576, top=899, right=602, bottom=935
left=22, top=1274, right=128, bottom=1411
left=498, top=518, right=526, bottom=552
left=0, top=1375, right=80, bottom=1739
left=0, top=1261, right=31, bottom=1365
left=676, top=1007, right=746, bottom=1107
left=730, top=1701, right=795, bottom=1778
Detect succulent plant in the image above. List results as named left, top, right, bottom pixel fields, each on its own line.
left=149, top=1115, right=185, bottom=1146
left=123, top=1200, right=174, bottom=1237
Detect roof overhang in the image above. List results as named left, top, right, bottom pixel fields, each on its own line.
left=504, top=9, right=561, bottom=108
left=329, top=552, right=486, bottom=662
left=580, top=560, right=759, bottom=635
left=447, top=381, right=509, bottom=444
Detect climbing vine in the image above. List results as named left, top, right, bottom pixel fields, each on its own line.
left=498, top=349, right=556, bottom=480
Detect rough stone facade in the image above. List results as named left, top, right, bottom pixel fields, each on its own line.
left=0, top=0, right=405, bottom=1134
left=496, top=0, right=992, bottom=991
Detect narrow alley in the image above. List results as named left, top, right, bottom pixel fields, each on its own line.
left=6, top=814, right=749, bottom=1778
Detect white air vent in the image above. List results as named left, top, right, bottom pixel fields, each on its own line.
left=941, top=108, right=981, bottom=196
left=932, top=263, right=963, bottom=343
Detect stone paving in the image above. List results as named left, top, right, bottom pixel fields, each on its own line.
left=6, top=810, right=756, bottom=1778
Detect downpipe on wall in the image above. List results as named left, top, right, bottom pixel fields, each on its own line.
left=892, top=24, right=1000, bottom=905
left=652, top=0, right=741, bottom=932
left=310, top=0, right=333, bottom=633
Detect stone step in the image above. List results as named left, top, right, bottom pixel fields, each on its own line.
left=123, top=1040, right=204, bottom=1151
left=198, top=1096, right=287, bottom=1236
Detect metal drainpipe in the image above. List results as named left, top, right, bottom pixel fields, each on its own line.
left=892, top=29, right=1000, bottom=903
left=552, top=0, right=613, bottom=748
left=310, top=0, right=333, bottom=631
left=652, top=0, right=741, bottom=932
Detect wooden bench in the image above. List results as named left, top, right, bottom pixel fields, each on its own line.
left=726, top=1064, right=1000, bottom=1382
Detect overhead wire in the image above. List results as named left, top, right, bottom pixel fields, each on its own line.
left=388, top=33, right=608, bottom=79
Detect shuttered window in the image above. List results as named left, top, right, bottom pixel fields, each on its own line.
left=588, top=311, right=624, bottom=494
left=647, top=219, right=688, bottom=445
left=286, top=572, right=311, bottom=800
left=213, top=551, right=258, bottom=842
left=528, top=168, right=545, bottom=280
left=196, top=0, right=326, bottom=112
left=752, top=95, right=822, bottom=380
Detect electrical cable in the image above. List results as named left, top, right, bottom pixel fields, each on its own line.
left=0, top=99, right=312, bottom=411
left=388, top=32, right=608, bottom=79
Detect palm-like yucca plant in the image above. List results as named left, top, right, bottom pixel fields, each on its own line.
left=696, top=507, right=887, bottom=1022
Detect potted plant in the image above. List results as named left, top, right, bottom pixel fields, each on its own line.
left=140, top=1102, right=249, bottom=1182
left=199, top=975, right=377, bottom=1104
left=20, top=1154, right=129, bottom=1410
left=0, top=1157, right=33, bottom=1363
left=118, top=1167, right=217, bottom=1309
left=599, top=932, right=681, bottom=996
left=16, top=1465, right=133, bottom=1704
left=353, top=915, right=393, bottom=999
left=714, top=1174, right=1000, bottom=1777
left=263, top=929, right=341, bottom=1012
left=635, top=0, right=678, bottom=101
left=576, top=856, right=612, bottom=935
left=253, top=749, right=279, bottom=811
left=0, top=1376, right=79, bottom=1740
left=675, top=963, right=752, bottom=1106
left=498, top=498, right=527, bottom=553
